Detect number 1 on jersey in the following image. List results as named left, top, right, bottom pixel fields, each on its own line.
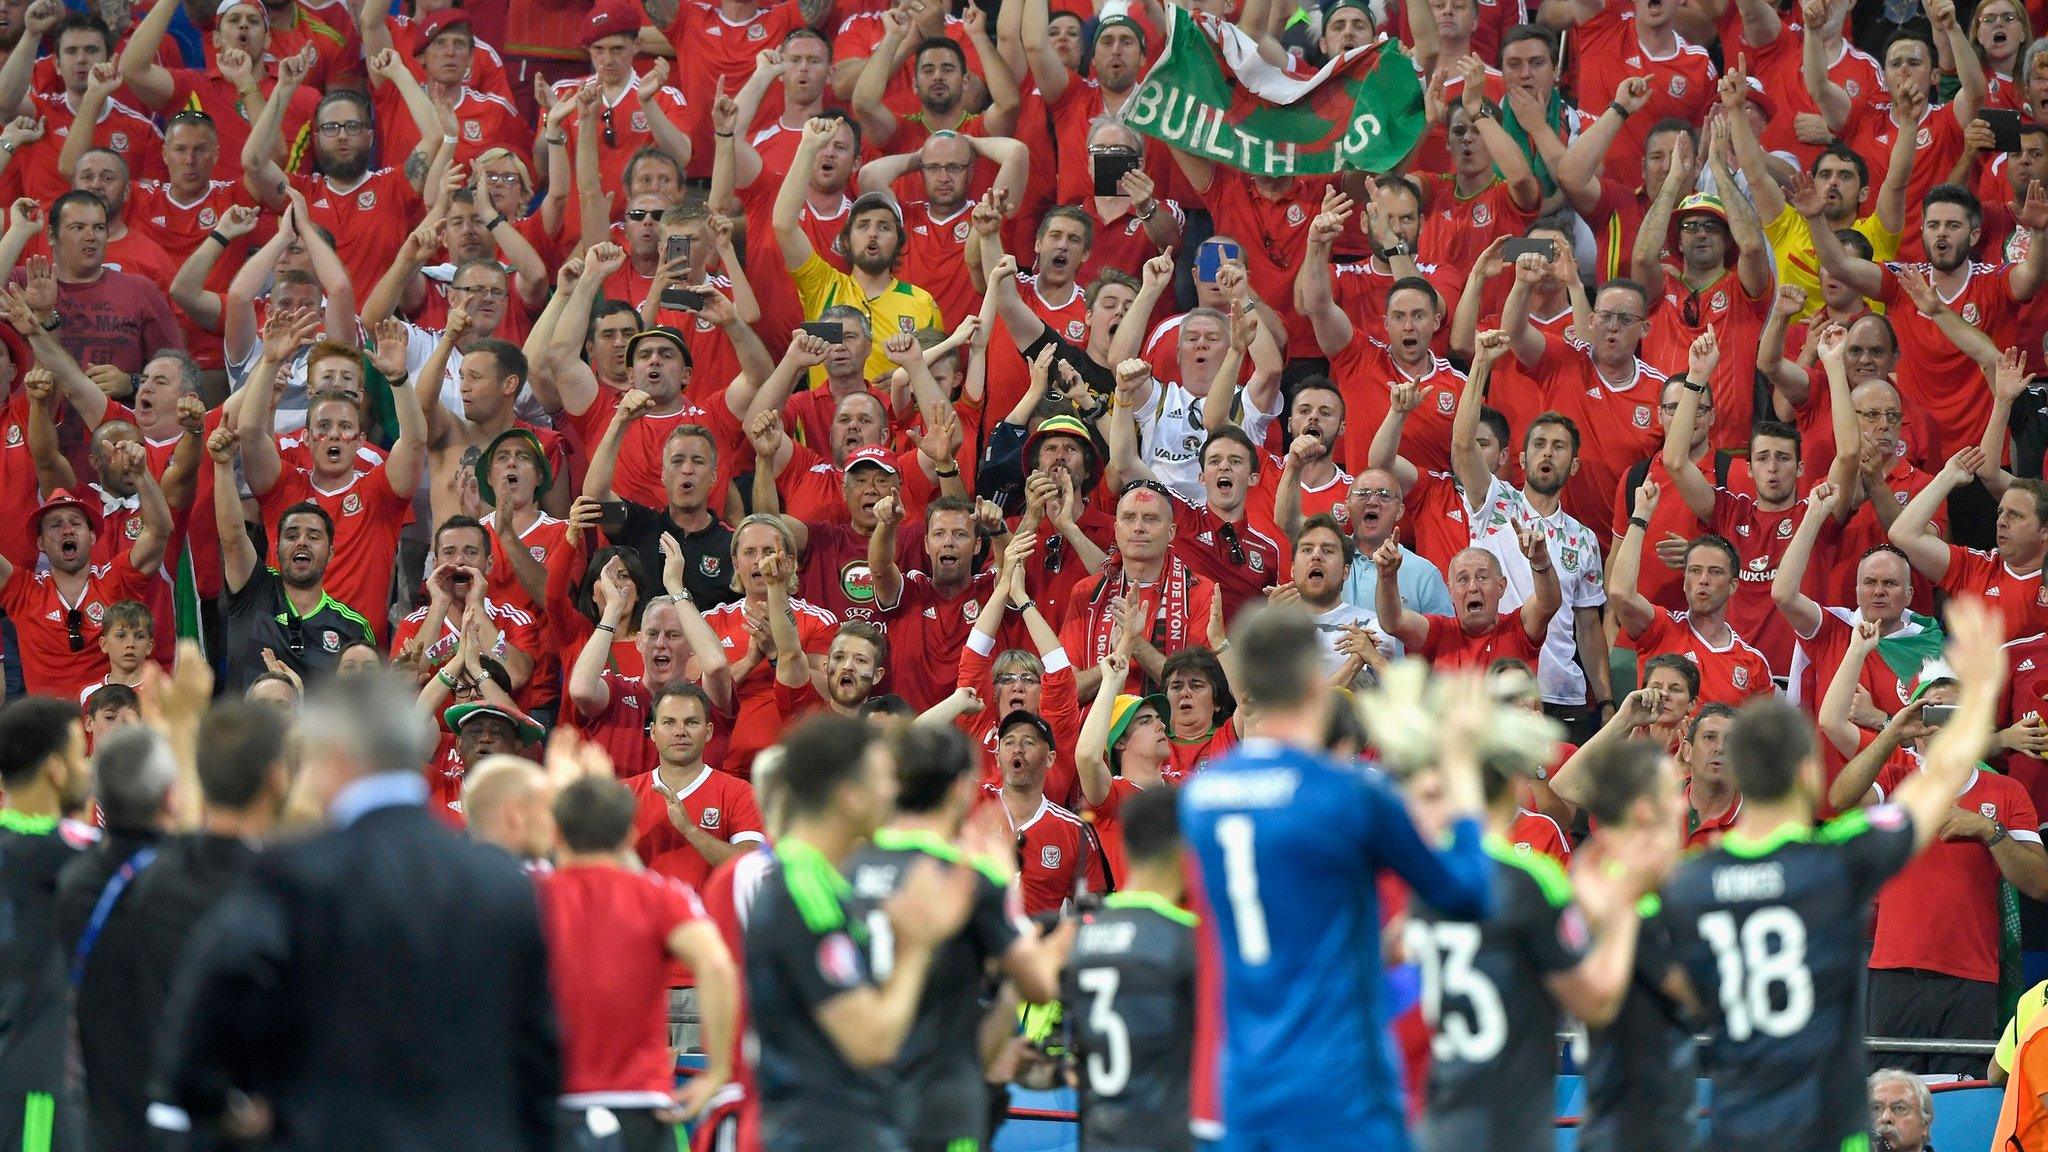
left=1215, top=815, right=1271, bottom=965
left=1698, top=906, right=1813, bottom=1042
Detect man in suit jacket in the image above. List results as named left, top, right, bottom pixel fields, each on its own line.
left=150, top=673, right=559, bottom=1152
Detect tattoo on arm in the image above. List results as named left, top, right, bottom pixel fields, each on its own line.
left=405, top=150, right=429, bottom=186
left=642, top=0, right=680, bottom=23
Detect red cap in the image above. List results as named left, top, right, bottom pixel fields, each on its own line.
left=579, top=0, right=643, bottom=48
left=414, top=8, right=472, bottom=50
left=843, top=445, right=899, bottom=474
left=33, top=488, right=98, bottom=536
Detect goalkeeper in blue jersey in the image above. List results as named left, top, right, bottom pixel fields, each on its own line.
left=1179, top=605, right=1495, bottom=1151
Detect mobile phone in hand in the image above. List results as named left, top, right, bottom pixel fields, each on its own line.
left=801, top=321, right=846, bottom=344
left=1092, top=149, right=1141, bottom=196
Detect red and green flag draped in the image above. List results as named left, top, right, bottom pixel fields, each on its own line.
left=1121, top=7, right=1426, bottom=177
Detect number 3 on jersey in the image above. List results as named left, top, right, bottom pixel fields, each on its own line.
left=1214, top=815, right=1271, bottom=964
left=1404, top=919, right=1508, bottom=1063
left=1697, top=906, right=1813, bottom=1042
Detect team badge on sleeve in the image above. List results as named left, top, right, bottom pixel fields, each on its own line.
left=816, top=932, right=864, bottom=988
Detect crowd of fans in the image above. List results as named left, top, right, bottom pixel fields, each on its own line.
left=3, top=0, right=2048, bottom=1142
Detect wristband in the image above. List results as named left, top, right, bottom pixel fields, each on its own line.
left=594, top=622, right=617, bottom=633
left=436, top=670, right=459, bottom=688
left=933, top=465, right=960, bottom=478
left=1629, top=515, right=1649, bottom=530
left=1608, top=101, right=1632, bottom=120
left=207, top=230, right=231, bottom=248
left=0, top=140, right=16, bottom=155
left=483, top=214, right=507, bottom=231
left=1012, top=599, right=1036, bottom=614
left=1684, top=381, right=1707, bottom=394
left=545, top=133, right=568, bottom=146
left=39, top=312, right=59, bottom=332
left=714, top=131, right=735, bottom=138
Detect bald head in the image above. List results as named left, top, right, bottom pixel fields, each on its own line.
left=462, top=755, right=554, bottom=859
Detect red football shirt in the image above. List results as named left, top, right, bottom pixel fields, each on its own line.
left=703, top=596, right=839, bottom=779
left=1938, top=543, right=2048, bottom=639
left=0, top=551, right=154, bottom=700
left=568, top=668, right=657, bottom=781
left=1416, top=172, right=1536, bottom=276
left=878, top=568, right=998, bottom=712
left=290, top=168, right=425, bottom=302
left=560, top=389, right=744, bottom=513
left=1870, top=757, right=2039, bottom=982
left=7, top=90, right=164, bottom=206
left=1704, top=488, right=1801, bottom=675
left=1419, top=611, right=1543, bottom=674
left=1570, top=4, right=1718, bottom=182
left=1641, top=266, right=1772, bottom=452
left=1508, top=808, right=1572, bottom=866
left=1003, top=794, right=1103, bottom=916
left=1533, top=334, right=1666, bottom=534
left=956, top=635, right=1084, bottom=809
left=1326, top=340, right=1466, bottom=477
left=1876, top=259, right=2019, bottom=461
left=1163, top=491, right=1283, bottom=626
left=162, top=69, right=320, bottom=181
left=538, top=865, right=707, bottom=1096
left=1632, top=607, right=1775, bottom=705
left=625, top=765, right=767, bottom=892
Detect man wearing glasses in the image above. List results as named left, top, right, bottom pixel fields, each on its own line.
left=1501, top=274, right=1666, bottom=536
left=0, top=474, right=167, bottom=701
left=1337, top=467, right=1453, bottom=658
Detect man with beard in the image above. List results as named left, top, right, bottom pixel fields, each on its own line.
left=118, top=0, right=320, bottom=183
left=1502, top=273, right=1668, bottom=536
left=27, top=190, right=181, bottom=375
left=1269, top=513, right=1385, bottom=685
left=779, top=619, right=889, bottom=721
left=955, top=533, right=1084, bottom=806
left=242, top=60, right=432, bottom=299
left=776, top=119, right=944, bottom=379
left=705, top=518, right=839, bottom=779
left=624, top=682, right=767, bottom=892
left=850, top=14, right=1018, bottom=152
left=1630, top=142, right=1774, bottom=452
left=978, top=246, right=1138, bottom=405
left=241, top=314, right=426, bottom=646
left=209, top=423, right=371, bottom=692
left=12, top=15, right=163, bottom=208
left=1375, top=523, right=1560, bottom=674
left=569, top=555, right=735, bottom=780
left=1805, top=181, right=2048, bottom=466
left=870, top=494, right=997, bottom=710
left=1061, top=481, right=1221, bottom=698
left=1314, top=183, right=1466, bottom=362
left=857, top=130, right=1028, bottom=328
left=1610, top=481, right=1776, bottom=706
left=1338, top=467, right=1454, bottom=653
left=1661, top=328, right=1859, bottom=680
left=996, top=708, right=1103, bottom=915
left=0, top=697, right=93, bottom=1152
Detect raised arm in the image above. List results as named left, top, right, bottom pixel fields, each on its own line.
left=1718, top=60, right=1786, bottom=221
left=1367, top=382, right=1422, bottom=492
left=1372, top=536, right=1429, bottom=649
left=1553, top=78, right=1650, bottom=216
left=868, top=494, right=906, bottom=612
left=658, top=534, right=734, bottom=714
left=207, top=422, right=257, bottom=594
left=1451, top=331, right=1510, bottom=501
left=366, top=319, right=430, bottom=497
left=1931, top=0, right=1986, bottom=125
left=1889, top=447, right=1976, bottom=580
left=1791, top=171, right=1884, bottom=297
left=568, top=557, right=635, bottom=717
left=1075, top=652, right=1129, bottom=808
left=1630, top=131, right=1696, bottom=298
left=115, top=0, right=180, bottom=109
left=848, top=10, right=910, bottom=146
left=1606, top=479, right=1662, bottom=636
left=772, top=120, right=837, bottom=271
left=1660, top=330, right=1721, bottom=520
left=240, top=51, right=312, bottom=207
left=1772, top=480, right=1840, bottom=638
left=1296, top=187, right=1356, bottom=355
left=1800, top=0, right=1853, bottom=128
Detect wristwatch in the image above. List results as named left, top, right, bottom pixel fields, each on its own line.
left=1988, top=821, right=2010, bottom=848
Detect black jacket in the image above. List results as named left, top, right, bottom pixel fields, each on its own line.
left=151, top=802, right=559, bottom=1152
left=57, top=826, right=168, bottom=1152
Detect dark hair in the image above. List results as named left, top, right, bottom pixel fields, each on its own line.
left=1296, top=512, right=1356, bottom=568
left=1231, top=604, right=1323, bottom=709
left=466, top=338, right=528, bottom=384
left=1119, top=785, right=1184, bottom=867
left=553, top=776, right=639, bottom=853
left=1751, top=419, right=1801, bottom=458
left=1161, top=646, right=1236, bottom=726
left=85, top=683, right=140, bottom=719
left=1577, top=740, right=1667, bottom=826
left=2009, top=478, right=2048, bottom=523
left=197, top=699, right=288, bottom=809
left=777, top=714, right=879, bottom=818
left=1037, top=204, right=1096, bottom=247
left=1386, top=275, right=1442, bottom=311
left=818, top=108, right=863, bottom=153
left=576, top=545, right=649, bottom=631
left=0, top=698, right=78, bottom=788
left=48, top=189, right=107, bottom=234
left=1686, top=533, right=1740, bottom=572
left=913, top=35, right=967, bottom=71
left=1727, top=698, right=1813, bottom=801
left=1922, top=183, right=1984, bottom=229
left=1477, top=405, right=1509, bottom=449
left=1687, top=701, right=1736, bottom=744
left=52, top=10, right=111, bottom=53
left=1499, top=22, right=1558, bottom=62
left=858, top=694, right=916, bottom=719
left=434, top=514, right=490, bottom=554
left=654, top=680, right=712, bottom=721
left=781, top=25, right=830, bottom=53
left=1524, top=409, right=1581, bottom=453
left=103, top=600, right=152, bottom=635
left=315, top=89, right=371, bottom=124
left=1836, top=229, right=1875, bottom=262
left=1810, top=143, right=1871, bottom=187
left=624, top=146, right=682, bottom=188
left=1882, top=26, right=1937, bottom=63
left=891, top=724, right=974, bottom=814
left=1644, top=116, right=1698, bottom=155
left=277, top=500, right=334, bottom=540
left=925, top=494, right=977, bottom=523
left=1643, top=653, right=1702, bottom=699
left=1597, top=277, right=1653, bottom=315
left=1287, top=375, right=1346, bottom=417
left=1200, top=425, right=1260, bottom=468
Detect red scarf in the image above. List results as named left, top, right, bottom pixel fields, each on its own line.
left=1085, top=553, right=1194, bottom=665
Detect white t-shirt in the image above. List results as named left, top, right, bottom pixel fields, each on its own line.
left=1131, top=379, right=1281, bottom=502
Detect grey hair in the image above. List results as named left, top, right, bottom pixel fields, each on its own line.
left=147, top=349, right=204, bottom=395
left=1868, top=1069, right=1932, bottom=1121
left=1085, top=115, right=1142, bottom=152
left=819, top=304, right=871, bottom=336
left=299, top=671, right=438, bottom=776
left=2026, top=35, right=2048, bottom=83
left=93, top=727, right=177, bottom=830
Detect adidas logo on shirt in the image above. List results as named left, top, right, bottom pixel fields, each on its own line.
left=2024, top=659, right=2038, bottom=672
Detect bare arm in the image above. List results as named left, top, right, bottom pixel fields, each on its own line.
left=1605, top=482, right=1661, bottom=637
left=1889, top=450, right=1972, bottom=580
left=115, top=0, right=180, bottom=109
left=1371, top=537, right=1429, bottom=649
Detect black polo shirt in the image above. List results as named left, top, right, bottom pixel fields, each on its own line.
left=605, top=502, right=740, bottom=609
left=223, top=566, right=373, bottom=691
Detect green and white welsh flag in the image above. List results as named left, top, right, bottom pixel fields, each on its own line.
left=1121, top=6, right=1426, bottom=177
